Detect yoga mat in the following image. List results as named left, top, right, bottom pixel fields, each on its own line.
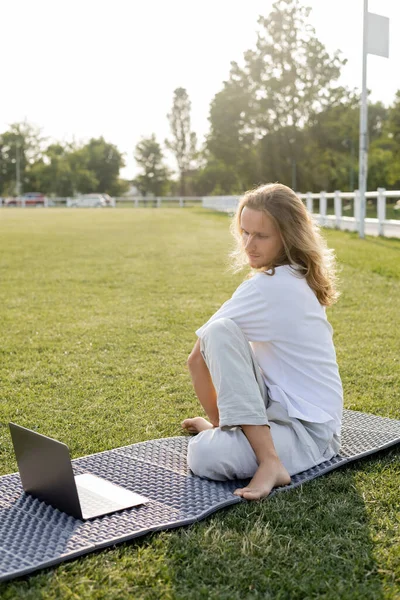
left=1, top=409, right=400, bottom=582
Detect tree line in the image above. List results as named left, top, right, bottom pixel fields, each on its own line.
left=1, top=0, right=400, bottom=198
left=0, top=126, right=128, bottom=197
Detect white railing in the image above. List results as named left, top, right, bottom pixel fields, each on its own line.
left=202, top=190, right=400, bottom=238
left=2, top=190, right=399, bottom=238
left=0, top=196, right=203, bottom=208
left=114, top=196, right=202, bottom=207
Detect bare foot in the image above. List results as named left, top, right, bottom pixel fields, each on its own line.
left=233, top=457, right=291, bottom=500
left=181, top=417, right=214, bottom=434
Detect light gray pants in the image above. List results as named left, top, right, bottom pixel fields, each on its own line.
left=187, top=318, right=340, bottom=481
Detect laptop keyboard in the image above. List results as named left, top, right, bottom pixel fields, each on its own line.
left=77, top=485, right=124, bottom=515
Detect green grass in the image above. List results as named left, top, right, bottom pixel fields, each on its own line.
left=0, top=208, right=399, bottom=599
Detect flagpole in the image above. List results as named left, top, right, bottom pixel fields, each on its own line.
left=359, top=0, right=368, bottom=239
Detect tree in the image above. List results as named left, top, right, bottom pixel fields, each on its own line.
left=248, top=0, right=349, bottom=190
left=28, top=143, right=72, bottom=196
left=26, top=142, right=99, bottom=197
left=386, top=91, right=400, bottom=188
left=299, top=99, right=390, bottom=191
left=0, top=121, right=44, bottom=195
left=388, top=91, right=400, bottom=146
left=76, top=138, right=125, bottom=195
left=297, top=97, right=360, bottom=191
left=192, top=158, right=242, bottom=196
left=207, top=0, right=349, bottom=191
left=0, top=128, right=126, bottom=197
left=165, top=88, right=198, bottom=196
left=206, top=81, right=261, bottom=192
left=133, top=135, right=170, bottom=197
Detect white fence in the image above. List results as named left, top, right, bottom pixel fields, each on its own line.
left=202, top=189, right=400, bottom=238
left=0, top=196, right=203, bottom=208
left=114, top=196, right=202, bottom=207
left=2, top=190, right=400, bottom=238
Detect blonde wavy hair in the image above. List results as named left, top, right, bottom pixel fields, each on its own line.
left=228, top=183, right=340, bottom=307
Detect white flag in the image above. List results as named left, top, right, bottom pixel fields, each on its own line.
left=367, top=12, right=389, bottom=58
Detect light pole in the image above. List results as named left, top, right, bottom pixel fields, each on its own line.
left=358, top=0, right=368, bottom=239
left=358, top=1, right=389, bottom=238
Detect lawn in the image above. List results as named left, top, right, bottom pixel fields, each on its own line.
left=0, top=207, right=399, bottom=599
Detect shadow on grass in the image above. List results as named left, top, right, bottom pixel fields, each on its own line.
left=0, top=451, right=398, bottom=599
left=161, top=456, right=395, bottom=600
left=363, top=236, right=400, bottom=251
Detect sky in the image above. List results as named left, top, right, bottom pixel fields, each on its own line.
left=1, top=0, right=399, bottom=180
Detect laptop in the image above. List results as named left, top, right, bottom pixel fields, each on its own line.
left=9, top=422, right=149, bottom=520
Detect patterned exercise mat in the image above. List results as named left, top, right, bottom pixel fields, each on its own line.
left=1, top=409, right=400, bottom=583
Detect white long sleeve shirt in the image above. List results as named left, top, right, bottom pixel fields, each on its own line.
left=196, top=265, right=343, bottom=435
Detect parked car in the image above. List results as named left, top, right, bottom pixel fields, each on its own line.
left=6, top=193, right=47, bottom=207
left=69, top=194, right=107, bottom=208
